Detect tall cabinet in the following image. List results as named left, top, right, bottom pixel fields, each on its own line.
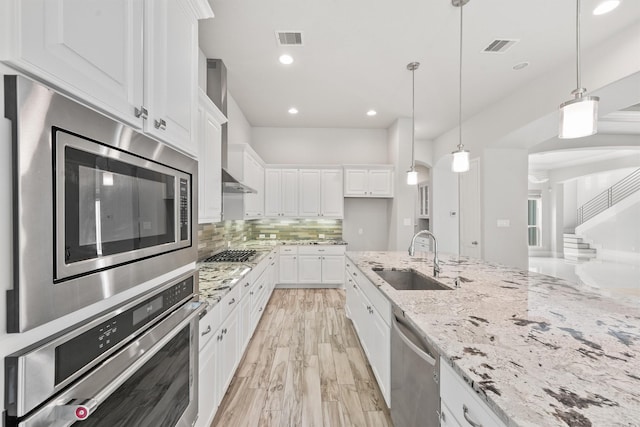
left=1, top=0, right=214, bottom=158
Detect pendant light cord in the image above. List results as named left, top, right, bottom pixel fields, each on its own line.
left=575, top=0, right=582, bottom=93
left=411, top=66, right=416, bottom=169
left=457, top=1, right=464, bottom=151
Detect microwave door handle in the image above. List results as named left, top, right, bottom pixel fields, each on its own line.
left=26, top=302, right=205, bottom=427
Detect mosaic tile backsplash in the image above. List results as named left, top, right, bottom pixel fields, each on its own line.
left=197, top=219, right=343, bottom=261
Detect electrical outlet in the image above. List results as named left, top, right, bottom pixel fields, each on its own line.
left=270, top=234, right=277, bottom=239
left=319, top=234, right=325, bottom=239
left=243, top=236, right=247, bottom=241
left=259, top=234, right=265, bottom=239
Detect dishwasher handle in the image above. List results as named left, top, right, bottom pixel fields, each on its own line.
left=392, top=314, right=436, bottom=365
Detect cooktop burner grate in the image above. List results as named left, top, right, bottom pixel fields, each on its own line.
left=204, top=249, right=257, bottom=263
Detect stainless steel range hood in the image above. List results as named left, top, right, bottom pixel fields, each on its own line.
left=207, top=58, right=256, bottom=194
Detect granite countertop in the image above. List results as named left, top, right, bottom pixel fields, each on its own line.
left=346, top=251, right=640, bottom=427
left=197, top=239, right=348, bottom=308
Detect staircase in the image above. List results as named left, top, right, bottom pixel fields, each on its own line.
left=563, top=233, right=597, bottom=261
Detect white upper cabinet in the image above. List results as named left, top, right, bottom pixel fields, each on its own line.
left=344, top=166, right=394, bottom=198
left=298, top=169, right=344, bottom=218
left=2, top=0, right=213, bottom=157
left=265, top=168, right=299, bottom=217
left=226, top=144, right=265, bottom=219
left=197, top=89, right=226, bottom=224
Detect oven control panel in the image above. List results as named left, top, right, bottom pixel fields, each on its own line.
left=179, top=178, right=189, bottom=241
left=54, top=276, right=194, bottom=385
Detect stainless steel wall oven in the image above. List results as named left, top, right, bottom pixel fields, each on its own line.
left=4, top=75, right=198, bottom=332
left=4, top=272, right=205, bottom=427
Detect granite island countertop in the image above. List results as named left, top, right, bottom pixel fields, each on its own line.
left=346, top=251, right=640, bottom=427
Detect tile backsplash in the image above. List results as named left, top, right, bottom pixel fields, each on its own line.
left=197, top=218, right=343, bottom=261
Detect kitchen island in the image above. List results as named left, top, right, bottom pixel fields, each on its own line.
left=347, top=251, right=639, bottom=427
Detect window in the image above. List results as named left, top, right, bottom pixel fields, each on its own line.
left=528, top=197, right=541, bottom=247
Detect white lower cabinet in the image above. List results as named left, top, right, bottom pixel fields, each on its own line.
left=297, top=255, right=322, bottom=283
left=345, top=259, right=391, bottom=405
left=295, top=246, right=345, bottom=286
left=278, top=247, right=299, bottom=284
left=440, top=359, right=507, bottom=427
left=197, top=249, right=277, bottom=426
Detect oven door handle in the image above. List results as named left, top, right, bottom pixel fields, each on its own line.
left=19, top=301, right=205, bottom=427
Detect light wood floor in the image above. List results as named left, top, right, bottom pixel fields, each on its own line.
left=211, top=289, right=393, bottom=427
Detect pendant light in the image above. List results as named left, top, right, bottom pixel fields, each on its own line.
left=559, top=0, right=599, bottom=139
left=406, top=61, right=420, bottom=185
left=451, top=0, right=470, bottom=173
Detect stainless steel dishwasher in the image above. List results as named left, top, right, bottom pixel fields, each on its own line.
left=391, top=306, right=441, bottom=427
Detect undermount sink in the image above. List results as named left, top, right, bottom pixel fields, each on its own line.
left=374, top=269, right=451, bottom=291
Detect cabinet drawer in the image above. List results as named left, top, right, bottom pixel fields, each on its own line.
left=199, top=305, right=220, bottom=350
left=440, top=401, right=462, bottom=427
left=440, top=359, right=507, bottom=427
left=298, top=245, right=345, bottom=255
left=219, top=285, right=240, bottom=324
left=347, top=264, right=391, bottom=326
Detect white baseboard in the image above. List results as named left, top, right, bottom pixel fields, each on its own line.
left=597, top=249, right=640, bottom=264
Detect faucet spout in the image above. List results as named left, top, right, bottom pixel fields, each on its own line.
left=408, top=230, right=440, bottom=278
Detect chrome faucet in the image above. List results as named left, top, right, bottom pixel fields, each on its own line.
left=408, top=230, right=440, bottom=278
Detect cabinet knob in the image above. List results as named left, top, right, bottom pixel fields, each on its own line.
left=228, top=298, right=236, bottom=305
left=134, top=106, right=148, bottom=119
left=154, top=118, right=167, bottom=130
left=318, top=257, right=321, bottom=259
left=471, top=241, right=478, bottom=245
left=245, top=282, right=250, bottom=287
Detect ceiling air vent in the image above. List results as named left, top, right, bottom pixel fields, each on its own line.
left=276, top=31, right=303, bottom=46
left=482, top=39, right=518, bottom=53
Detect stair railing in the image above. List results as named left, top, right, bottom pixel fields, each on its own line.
left=577, top=168, right=640, bottom=225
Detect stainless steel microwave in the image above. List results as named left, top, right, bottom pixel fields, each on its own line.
left=5, top=75, right=198, bottom=333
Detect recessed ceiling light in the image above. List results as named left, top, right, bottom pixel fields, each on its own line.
left=593, top=0, right=621, bottom=15
left=279, top=54, right=294, bottom=65
left=513, top=61, right=529, bottom=70
left=288, top=107, right=298, bottom=115
left=366, top=110, right=377, bottom=116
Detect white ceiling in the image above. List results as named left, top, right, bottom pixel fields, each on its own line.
left=199, top=0, right=640, bottom=140
left=529, top=148, right=640, bottom=170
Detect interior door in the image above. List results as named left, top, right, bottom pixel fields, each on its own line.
left=459, top=158, right=481, bottom=258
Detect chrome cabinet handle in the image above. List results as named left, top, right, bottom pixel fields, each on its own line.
left=318, top=256, right=321, bottom=259
left=154, top=118, right=167, bottom=130
left=222, top=328, right=227, bottom=334
left=201, top=325, right=212, bottom=336
left=134, top=106, right=148, bottom=119
left=250, top=291, right=254, bottom=295
left=228, top=298, right=236, bottom=305
left=259, top=307, right=263, bottom=312
left=245, top=282, right=250, bottom=287
left=471, top=241, right=478, bottom=245
left=463, top=405, right=482, bottom=427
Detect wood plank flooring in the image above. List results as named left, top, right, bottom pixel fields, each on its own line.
left=211, top=289, right=393, bottom=427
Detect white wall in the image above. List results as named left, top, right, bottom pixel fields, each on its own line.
left=386, top=118, right=417, bottom=251
left=432, top=155, right=459, bottom=255
left=251, top=127, right=388, bottom=164
left=482, top=149, right=529, bottom=270
left=227, top=93, right=252, bottom=145
left=343, top=199, right=390, bottom=251
left=563, top=180, right=578, bottom=232
left=575, top=168, right=637, bottom=207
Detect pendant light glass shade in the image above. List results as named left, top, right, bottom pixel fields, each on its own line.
left=559, top=0, right=599, bottom=139
left=559, top=95, right=599, bottom=138
left=406, top=169, right=418, bottom=185
left=451, top=149, right=470, bottom=173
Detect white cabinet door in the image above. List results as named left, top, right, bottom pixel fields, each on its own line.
left=321, top=169, right=344, bottom=217
left=196, top=332, right=219, bottom=427
left=368, top=169, right=393, bottom=197
left=281, top=169, right=299, bottom=217
left=144, top=0, right=198, bottom=155
left=7, top=0, right=144, bottom=128
left=217, top=308, right=239, bottom=399
left=279, top=255, right=298, bottom=284
left=366, top=303, right=391, bottom=404
left=298, top=255, right=322, bottom=284
left=264, top=169, right=282, bottom=217
left=321, top=255, right=345, bottom=284
left=197, top=90, right=225, bottom=224
left=298, top=169, right=321, bottom=217
left=344, top=169, right=369, bottom=196
left=244, top=153, right=264, bottom=217
left=239, top=291, right=252, bottom=354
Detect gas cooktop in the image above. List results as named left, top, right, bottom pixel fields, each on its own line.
left=203, top=249, right=257, bottom=263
